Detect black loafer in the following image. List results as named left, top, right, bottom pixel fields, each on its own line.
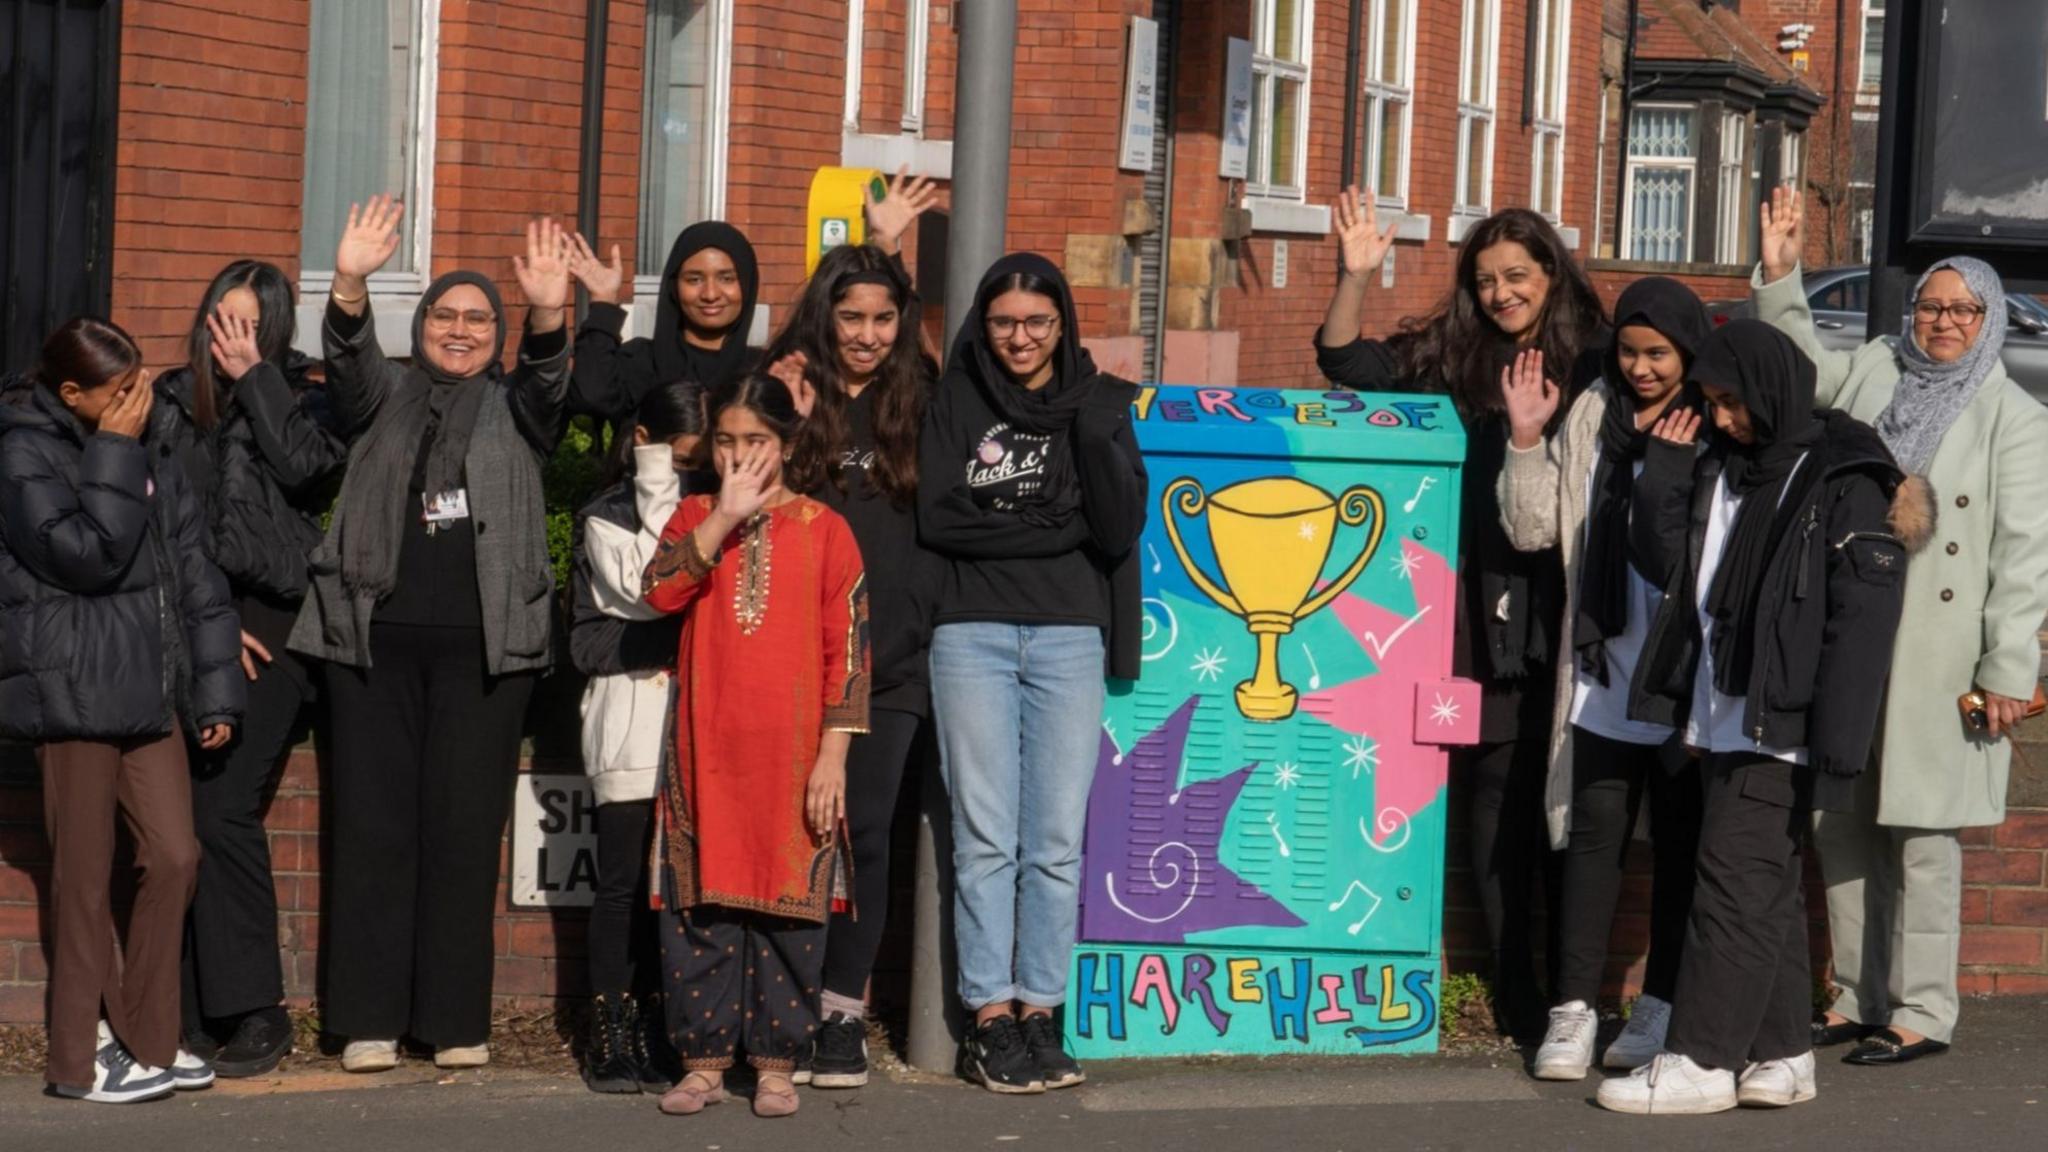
left=1812, top=1015, right=1878, bottom=1047
left=1843, top=1028, right=1950, bottom=1066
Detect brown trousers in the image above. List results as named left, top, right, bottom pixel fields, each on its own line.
left=40, top=731, right=199, bottom=1088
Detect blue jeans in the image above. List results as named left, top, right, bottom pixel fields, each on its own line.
left=931, top=623, right=1105, bottom=1010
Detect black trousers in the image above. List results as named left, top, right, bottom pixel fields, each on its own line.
left=1461, top=738, right=1563, bottom=1038
left=662, top=905, right=825, bottom=1073
left=1554, top=727, right=1702, bottom=1006
left=322, top=624, right=535, bottom=1047
left=588, top=799, right=658, bottom=1000
left=822, top=708, right=922, bottom=1003
left=183, top=597, right=315, bottom=1024
left=1665, top=751, right=1813, bottom=1071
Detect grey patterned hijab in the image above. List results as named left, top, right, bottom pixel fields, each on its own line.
left=1877, top=256, right=2008, bottom=475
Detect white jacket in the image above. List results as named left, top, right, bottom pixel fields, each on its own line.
left=579, top=445, right=683, bottom=805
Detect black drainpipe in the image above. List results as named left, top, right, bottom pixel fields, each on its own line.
left=575, top=0, right=611, bottom=324
left=1339, top=0, right=1364, bottom=185
left=1612, top=0, right=1641, bottom=252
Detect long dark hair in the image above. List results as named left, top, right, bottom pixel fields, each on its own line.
left=766, top=244, right=929, bottom=504
left=604, top=379, right=708, bottom=486
left=185, top=260, right=297, bottom=430
left=33, top=316, right=142, bottom=396
left=1391, top=208, right=1605, bottom=422
left=708, top=374, right=824, bottom=495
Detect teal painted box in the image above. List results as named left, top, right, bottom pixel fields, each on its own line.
left=1066, top=385, right=1469, bottom=1058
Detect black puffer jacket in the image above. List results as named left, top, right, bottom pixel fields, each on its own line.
left=155, top=353, right=346, bottom=605
left=0, top=379, right=245, bottom=741
left=1628, top=412, right=1920, bottom=807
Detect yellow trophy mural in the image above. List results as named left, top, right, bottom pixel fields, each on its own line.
left=1161, top=477, right=1386, bottom=721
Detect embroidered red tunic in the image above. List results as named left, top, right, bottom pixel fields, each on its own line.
left=642, top=493, right=871, bottom=923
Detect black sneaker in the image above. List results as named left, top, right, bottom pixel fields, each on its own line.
left=212, top=1007, right=293, bottom=1078
left=961, top=1016, right=1044, bottom=1095
left=1019, top=1012, right=1086, bottom=1089
left=583, top=995, right=642, bottom=1094
left=810, top=1013, right=869, bottom=1089
left=631, top=994, right=682, bottom=1091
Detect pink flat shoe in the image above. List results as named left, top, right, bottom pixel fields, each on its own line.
left=752, top=1073, right=800, bottom=1118
left=658, top=1072, right=727, bottom=1115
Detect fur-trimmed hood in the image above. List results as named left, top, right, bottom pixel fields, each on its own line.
left=1888, top=474, right=1937, bottom=555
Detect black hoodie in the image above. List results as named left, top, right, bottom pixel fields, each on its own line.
left=569, top=222, right=761, bottom=430
left=916, top=253, right=1150, bottom=679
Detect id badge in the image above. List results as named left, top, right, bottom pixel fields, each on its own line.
left=423, top=488, right=471, bottom=526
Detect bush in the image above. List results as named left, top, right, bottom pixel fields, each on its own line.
left=542, top=417, right=609, bottom=589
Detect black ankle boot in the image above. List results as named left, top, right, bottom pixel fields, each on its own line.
left=584, top=995, right=642, bottom=1094
left=629, top=993, right=682, bottom=1091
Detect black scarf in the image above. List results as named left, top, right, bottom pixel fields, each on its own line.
left=338, top=271, right=505, bottom=598
left=942, top=252, right=1133, bottom=528
left=652, top=221, right=759, bottom=390
left=1578, top=277, right=1708, bottom=682
left=1697, top=319, right=1824, bottom=695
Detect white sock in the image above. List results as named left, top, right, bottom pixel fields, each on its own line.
left=820, top=991, right=865, bottom=1021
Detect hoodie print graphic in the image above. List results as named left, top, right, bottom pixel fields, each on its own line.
left=965, top=422, right=1053, bottom=511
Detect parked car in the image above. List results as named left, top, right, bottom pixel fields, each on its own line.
left=1704, top=266, right=2048, bottom=402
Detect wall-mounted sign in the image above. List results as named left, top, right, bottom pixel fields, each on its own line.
left=1221, top=38, right=1253, bottom=180
left=511, top=773, right=599, bottom=907
left=1119, top=16, right=1161, bottom=172
left=1272, top=239, right=1290, bottom=289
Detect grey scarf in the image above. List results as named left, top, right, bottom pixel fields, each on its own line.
left=1877, top=256, right=2007, bottom=476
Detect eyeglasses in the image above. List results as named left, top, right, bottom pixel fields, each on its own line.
left=1912, top=301, right=1987, bottom=325
left=425, top=308, right=498, bottom=331
left=985, top=314, right=1059, bottom=341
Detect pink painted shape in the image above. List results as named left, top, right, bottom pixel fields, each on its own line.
left=1303, top=539, right=1456, bottom=835
left=1130, top=953, right=1181, bottom=1034
left=1415, top=678, right=1482, bottom=746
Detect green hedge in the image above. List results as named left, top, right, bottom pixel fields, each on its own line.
left=543, top=418, right=610, bottom=588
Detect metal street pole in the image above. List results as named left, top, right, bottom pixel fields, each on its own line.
left=910, top=0, right=1017, bottom=1076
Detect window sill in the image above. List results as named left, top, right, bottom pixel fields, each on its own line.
left=840, top=131, right=953, bottom=179
left=1245, top=197, right=1331, bottom=235
left=1446, top=212, right=1490, bottom=244
left=1378, top=210, right=1432, bottom=243
left=620, top=292, right=771, bottom=346
left=292, top=295, right=422, bottom=359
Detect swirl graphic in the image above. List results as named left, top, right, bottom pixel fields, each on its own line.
left=1140, top=596, right=1179, bottom=662
left=1101, top=842, right=1202, bottom=925
left=1358, top=807, right=1412, bottom=854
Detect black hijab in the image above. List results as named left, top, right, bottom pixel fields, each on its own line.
left=943, top=252, right=1135, bottom=527
left=1577, top=277, right=1708, bottom=681
left=1696, top=319, right=1824, bottom=695
left=652, top=222, right=759, bottom=390
left=339, top=271, right=506, bottom=598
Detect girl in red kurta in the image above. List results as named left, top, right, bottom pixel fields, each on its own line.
left=641, top=375, right=870, bottom=1119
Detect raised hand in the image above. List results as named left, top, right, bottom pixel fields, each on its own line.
left=765, top=351, right=815, bottom=417
left=1500, top=349, right=1559, bottom=449
left=206, top=307, right=264, bottom=382
left=566, top=232, right=626, bottom=305
left=97, top=369, right=155, bottom=440
left=864, top=166, right=940, bottom=254
left=1334, top=185, right=1398, bottom=280
left=715, top=444, right=783, bottom=524
left=335, top=195, right=404, bottom=282
left=514, top=218, right=573, bottom=332
left=1650, top=406, right=1702, bottom=447
left=1759, top=184, right=1804, bottom=284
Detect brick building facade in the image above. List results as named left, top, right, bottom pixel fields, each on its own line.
left=4, top=0, right=2045, bottom=1030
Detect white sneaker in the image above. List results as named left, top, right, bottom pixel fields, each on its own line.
left=49, top=1022, right=176, bottom=1104
left=433, top=1043, right=490, bottom=1069
left=1595, top=1052, right=1737, bottom=1115
left=171, top=1048, right=215, bottom=1091
left=1603, top=994, right=1672, bottom=1070
left=1738, top=1051, right=1817, bottom=1107
left=1532, top=1001, right=1598, bottom=1081
left=341, top=1039, right=401, bottom=1073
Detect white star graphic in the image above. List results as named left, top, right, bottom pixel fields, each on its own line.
left=1298, top=522, right=1318, bottom=541
left=1391, top=549, right=1422, bottom=582
left=1273, top=761, right=1302, bottom=789
left=1190, top=646, right=1228, bottom=683
left=1429, top=693, right=1463, bottom=727
left=1343, top=735, right=1378, bottom=779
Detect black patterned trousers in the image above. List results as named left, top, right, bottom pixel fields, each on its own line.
left=661, top=904, right=826, bottom=1072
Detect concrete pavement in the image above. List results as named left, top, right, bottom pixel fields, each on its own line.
left=4, top=998, right=2043, bottom=1151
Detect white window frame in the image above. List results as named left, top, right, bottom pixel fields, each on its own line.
left=1360, top=0, right=1417, bottom=210
left=1715, top=111, right=1748, bottom=265
left=298, top=0, right=441, bottom=301
left=1780, top=127, right=1804, bottom=191
left=1452, top=0, right=1501, bottom=229
left=1620, top=102, right=1700, bottom=264
left=631, top=0, right=739, bottom=331
left=840, top=0, right=952, bottom=175
left=1247, top=0, right=1314, bottom=201
left=1858, top=2, right=1886, bottom=95
left=1528, top=0, right=1571, bottom=221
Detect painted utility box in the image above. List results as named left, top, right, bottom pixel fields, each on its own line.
left=1067, top=385, right=1473, bottom=1059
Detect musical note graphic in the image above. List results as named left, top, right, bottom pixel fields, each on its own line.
left=1148, top=541, right=1163, bottom=574
left=1265, top=812, right=1292, bottom=859
left=1301, top=642, right=1322, bottom=690
left=1402, top=475, right=1436, bottom=514
left=1327, top=879, right=1382, bottom=935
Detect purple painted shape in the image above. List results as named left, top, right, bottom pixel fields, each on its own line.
left=1081, top=698, right=1306, bottom=944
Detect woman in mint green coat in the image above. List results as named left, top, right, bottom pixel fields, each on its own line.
left=1751, top=188, right=2048, bottom=1065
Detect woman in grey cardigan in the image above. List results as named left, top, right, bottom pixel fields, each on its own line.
left=1754, top=187, right=2048, bottom=1065
left=290, top=199, right=573, bottom=1073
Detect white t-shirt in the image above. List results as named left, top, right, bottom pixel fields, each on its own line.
left=1567, top=449, right=1676, bottom=746
left=1685, top=462, right=1808, bottom=765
